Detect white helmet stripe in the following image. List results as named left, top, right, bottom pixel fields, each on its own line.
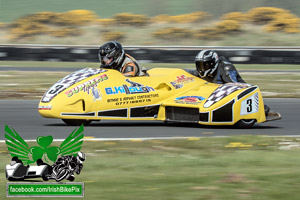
left=198, top=49, right=208, bottom=59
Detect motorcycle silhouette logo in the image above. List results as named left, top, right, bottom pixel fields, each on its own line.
left=4, top=124, right=85, bottom=182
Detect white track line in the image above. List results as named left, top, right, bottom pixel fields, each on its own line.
left=1, top=135, right=300, bottom=143
left=0, top=137, right=204, bottom=143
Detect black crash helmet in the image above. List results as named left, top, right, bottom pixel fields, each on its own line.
left=195, top=50, right=219, bottom=78
left=98, top=41, right=125, bottom=69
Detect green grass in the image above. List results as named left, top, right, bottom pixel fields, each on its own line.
left=0, top=61, right=99, bottom=68
left=241, top=73, right=300, bottom=98
left=0, top=61, right=300, bottom=98
left=1, top=136, right=300, bottom=199
left=0, top=71, right=69, bottom=99
left=1, top=61, right=300, bottom=70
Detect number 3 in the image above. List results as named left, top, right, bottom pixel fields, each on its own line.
left=247, top=99, right=252, bottom=112
left=49, top=85, right=64, bottom=94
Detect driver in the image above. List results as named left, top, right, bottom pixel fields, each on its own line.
left=98, top=41, right=147, bottom=77
left=193, top=50, right=280, bottom=121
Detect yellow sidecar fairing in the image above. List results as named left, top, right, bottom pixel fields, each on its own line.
left=39, top=68, right=266, bottom=126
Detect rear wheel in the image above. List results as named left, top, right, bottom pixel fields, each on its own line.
left=67, top=175, right=75, bottom=182
left=62, top=119, right=92, bottom=126
left=235, top=119, right=256, bottom=129
left=42, top=175, right=49, bottom=181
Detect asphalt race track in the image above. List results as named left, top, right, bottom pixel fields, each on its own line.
left=0, top=98, right=299, bottom=140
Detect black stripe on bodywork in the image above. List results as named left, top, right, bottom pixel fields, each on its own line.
left=165, top=106, right=199, bottom=122
left=212, top=99, right=235, bottom=122
left=238, top=87, right=257, bottom=100
left=98, top=109, right=127, bottom=117
left=130, top=105, right=160, bottom=118
left=61, top=112, right=96, bottom=116
left=199, top=112, right=209, bottom=122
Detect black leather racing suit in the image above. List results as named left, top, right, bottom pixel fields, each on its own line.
left=193, top=56, right=245, bottom=84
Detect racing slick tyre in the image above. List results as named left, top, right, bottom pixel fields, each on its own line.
left=67, top=175, right=75, bottom=182
left=235, top=119, right=256, bottom=129
left=62, top=119, right=92, bottom=126
left=42, top=175, right=49, bottom=181
left=55, top=169, right=70, bottom=182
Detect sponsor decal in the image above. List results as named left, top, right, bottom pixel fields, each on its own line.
left=65, top=74, right=108, bottom=98
left=105, top=79, right=155, bottom=95
left=38, top=105, right=52, bottom=110
left=170, top=75, right=195, bottom=89
left=107, top=94, right=160, bottom=106
left=91, top=87, right=102, bottom=101
left=175, top=96, right=205, bottom=105
left=4, top=124, right=86, bottom=195
left=42, top=68, right=107, bottom=103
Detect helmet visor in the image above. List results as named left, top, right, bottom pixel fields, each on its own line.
left=103, top=56, right=113, bottom=65
left=99, top=52, right=115, bottom=68
left=200, top=61, right=212, bottom=71
left=196, top=61, right=213, bottom=76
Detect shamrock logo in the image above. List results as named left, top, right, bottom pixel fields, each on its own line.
left=29, top=136, right=60, bottom=163
left=4, top=124, right=84, bottom=165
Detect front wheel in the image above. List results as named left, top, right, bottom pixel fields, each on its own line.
left=235, top=119, right=256, bottom=129
left=62, top=119, right=92, bottom=126
left=55, top=169, right=70, bottom=182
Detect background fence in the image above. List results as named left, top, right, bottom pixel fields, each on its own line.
left=1, top=45, right=300, bottom=64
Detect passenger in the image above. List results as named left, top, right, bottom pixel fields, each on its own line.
left=98, top=41, right=147, bottom=77
left=194, top=49, right=245, bottom=84
left=193, top=49, right=280, bottom=121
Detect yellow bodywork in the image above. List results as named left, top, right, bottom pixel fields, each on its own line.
left=39, top=68, right=266, bottom=125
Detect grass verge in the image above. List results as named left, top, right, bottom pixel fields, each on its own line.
left=1, top=135, right=300, bottom=199
left=1, top=61, right=300, bottom=70
left=1, top=61, right=300, bottom=98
